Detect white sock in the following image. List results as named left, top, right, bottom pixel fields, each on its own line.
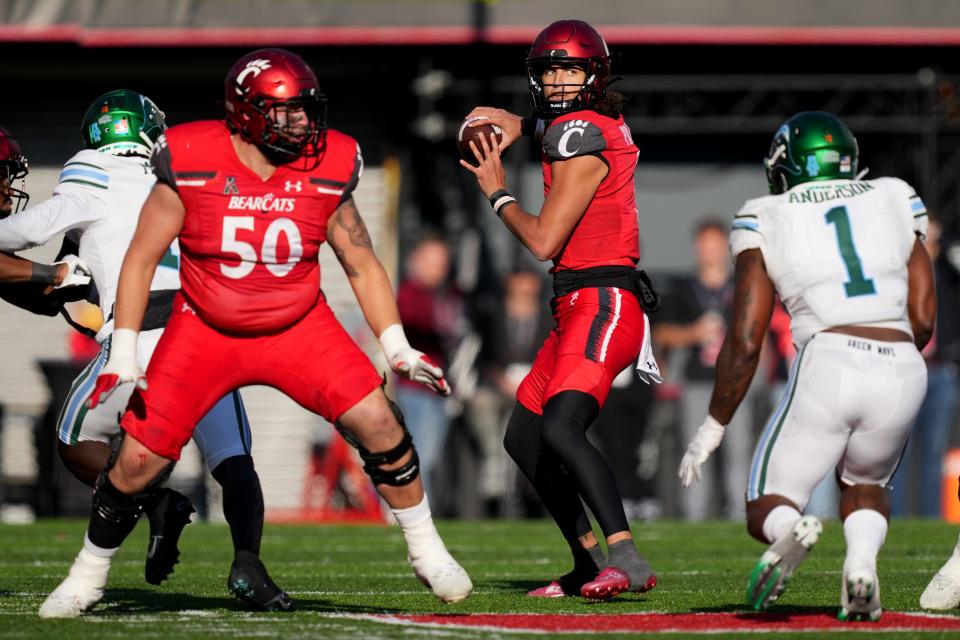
left=392, top=495, right=445, bottom=558
left=843, top=509, right=887, bottom=567
left=762, top=505, right=802, bottom=544
left=83, top=533, right=120, bottom=559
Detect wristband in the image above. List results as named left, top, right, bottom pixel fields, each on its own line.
left=109, top=328, right=139, bottom=361
left=521, top=117, right=547, bottom=141
left=30, top=262, right=59, bottom=285
left=488, top=189, right=517, bottom=218
left=379, top=323, right=410, bottom=360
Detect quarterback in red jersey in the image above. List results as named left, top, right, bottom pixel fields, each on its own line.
left=40, top=48, right=471, bottom=619
left=462, top=20, right=658, bottom=600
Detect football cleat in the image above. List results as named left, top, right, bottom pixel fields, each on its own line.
left=528, top=580, right=567, bottom=598
left=408, top=548, right=473, bottom=603
left=38, top=549, right=110, bottom=618
left=580, top=567, right=631, bottom=600
left=144, top=488, right=195, bottom=585
left=920, top=535, right=960, bottom=610
left=228, top=551, right=293, bottom=611
left=839, top=562, right=882, bottom=622
left=746, top=515, right=822, bottom=610
left=528, top=568, right=601, bottom=598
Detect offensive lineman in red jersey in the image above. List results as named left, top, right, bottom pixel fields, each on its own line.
left=461, top=20, right=659, bottom=600
left=39, top=48, right=472, bottom=618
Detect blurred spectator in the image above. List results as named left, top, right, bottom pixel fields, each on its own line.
left=465, top=268, right=552, bottom=516
left=890, top=217, right=960, bottom=517
left=394, top=233, right=466, bottom=504
left=654, top=219, right=755, bottom=520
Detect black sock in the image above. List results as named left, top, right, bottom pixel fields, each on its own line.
left=87, top=473, right=146, bottom=550
left=607, top=539, right=655, bottom=589
left=212, top=455, right=264, bottom=557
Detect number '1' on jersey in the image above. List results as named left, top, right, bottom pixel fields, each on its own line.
left=730, top=177, right=928, bottom=346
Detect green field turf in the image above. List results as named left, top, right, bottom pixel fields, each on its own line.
left=1, top=518, right=959, bottom=638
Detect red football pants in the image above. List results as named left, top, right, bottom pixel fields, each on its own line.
left=517, top=286, right=644, bottom=415
left=121, top=293, right=382, bottom=460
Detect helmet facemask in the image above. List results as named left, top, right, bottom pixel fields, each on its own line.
left=527, top=58, right=607, bottom=118
left=255, top=92, right=328, bottom=166
left=0, top=156, right=29, bottom=218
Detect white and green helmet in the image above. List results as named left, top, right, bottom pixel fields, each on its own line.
left=81, top=89, right=166, bottom=156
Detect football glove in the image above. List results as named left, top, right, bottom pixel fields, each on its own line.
left=86, top=328, right=146, bottom=409
left=678, top=415, right=726, bottom=487
left=53, top=255, right=91, bottom=289
left=379, top=324, right=451, bottom=396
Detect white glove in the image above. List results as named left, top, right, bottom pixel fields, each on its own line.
left=86, top=328, right=147, bottom=409
left=678, top=415, right=727, bottom=487
left=379, top=324, right=451, bottom=396
left=53, top=254, right=91, bottom=289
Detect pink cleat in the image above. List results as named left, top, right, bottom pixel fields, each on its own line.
left=527, top=581, right=567, bottom=598
left=580, top=567, right=631, bottom=600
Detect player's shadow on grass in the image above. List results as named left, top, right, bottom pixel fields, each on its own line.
left=95, top=588, right=396, bottom=615
left=693, top=603, right=838, bottom=619
left=490, top=580, right=657, bottom=606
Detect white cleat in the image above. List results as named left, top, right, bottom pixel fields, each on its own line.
left=839, top=561, right=881, bottom=622
left=408, top=548, right=473, bottom=603
left=920, top=536, right=960, bottom=610
left=38, top=549, right=110, bottom=619
left=746, top=515, right=823, bottom=610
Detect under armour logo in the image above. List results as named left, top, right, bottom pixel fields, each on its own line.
left=223, top=176, right=239, bottom=195
left=646, top=361, right=659, bottom=371
left=570, top=291, right=580, bottom=306
left=181, top=302, right=196, bottom=316
left=235, top=59, right=271, bottom=94
left=284, top=180, right=303, bottom=192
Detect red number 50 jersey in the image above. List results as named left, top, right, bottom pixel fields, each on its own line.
left=152, top=120, right=362, bottom=335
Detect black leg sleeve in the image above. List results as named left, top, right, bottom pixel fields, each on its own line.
left=541, top=391, right=629, bottom=537
left=212, top=455, right=264, bottom=557
left=503, top=402, right=593, bottom=544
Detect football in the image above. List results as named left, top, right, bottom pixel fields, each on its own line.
left=457, top=116, right=503, bottom=166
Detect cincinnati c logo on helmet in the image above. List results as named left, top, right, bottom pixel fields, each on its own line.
left=235, top=59, right=272, bottom=95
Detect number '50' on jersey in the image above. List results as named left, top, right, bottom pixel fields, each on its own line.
left=730, top=177, right=928, bottom=346
left=152, top=120, right=362, bottom=336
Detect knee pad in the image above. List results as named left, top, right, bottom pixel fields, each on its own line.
left=336, top=400, right=420, bottom=487
left=93, top=471, right=150, bottom=528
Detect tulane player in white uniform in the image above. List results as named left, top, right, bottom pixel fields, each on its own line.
left=0, top=91, right=290, bottom=610
left=677, top=112, right=935, bottom=621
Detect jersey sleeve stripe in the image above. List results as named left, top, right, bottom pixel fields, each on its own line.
left=58, top=178, right=109, bottom=190
left=316, top=186, right=345, bottom=196
left=309, top=177, right=347, bottom=188
left=731, top=220, right=759, bottom=231
left=59, top=168, right=109, bottom=184
left=63, top=161, right=106, bottom=171
left=734, top=213, right=758, bottom=220
left=175, top=171, right=217, bottom=179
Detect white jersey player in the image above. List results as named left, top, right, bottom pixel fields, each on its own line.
left=677, top=111, right=935, bottom=621
left=2, top=91, right=289, bottom=609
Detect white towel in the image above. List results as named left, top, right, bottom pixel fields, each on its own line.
left=635, top=313, right=662, bottom=385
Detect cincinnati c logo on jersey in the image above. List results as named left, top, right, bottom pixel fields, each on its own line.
left=557, top=120, right=589, bottom=158
left=235, top=59, right=272, bottom=94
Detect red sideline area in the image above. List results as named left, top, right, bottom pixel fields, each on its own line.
left=5, top=25, right=960, bottom=46
left=367, top=611, right=960, bottom=633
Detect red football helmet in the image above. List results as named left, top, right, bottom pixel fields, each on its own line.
left=526, top=20, right=611, bottom=117
left=0, top=126, right=29, bottom=217
left=224, top=48, right=328, bottom=165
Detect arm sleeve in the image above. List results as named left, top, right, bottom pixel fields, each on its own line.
left=338, top=143, right=364, bottom=206
left=729, top=198, right=768, bottom=258
left=542, top=118, right=607, bottom=161
left=151, top=134, right=177, bottom=192
left=0, top=181, right=103, bottom=252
